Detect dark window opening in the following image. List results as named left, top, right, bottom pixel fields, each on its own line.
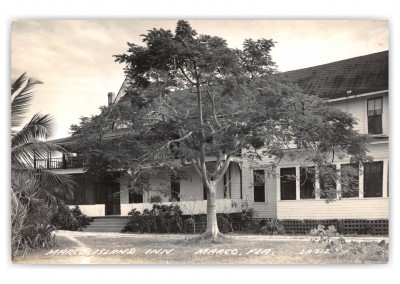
left=170, top=175, right=180, bottom=201
left=254, top=170, right=265, bottom=202
left=280, top=168, right=296, bottom=200
left=341, top=164, right=359, bottom=198
left=129, top=190, right=143, bottom=203
left=364, top=162, right=383, bottom=198
left=367, top=97, right=383, bottom=134
left=319, top=165, right=337, bottom=199
left=300, top=167, right=315, bottom=199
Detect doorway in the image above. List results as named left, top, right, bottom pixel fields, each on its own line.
left=96, top=177, right=121, bottom=215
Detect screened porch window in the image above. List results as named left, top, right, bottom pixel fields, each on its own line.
left=364, top=162, right=383, bottom=198
left=253, top=170, right=265, bottom=202
left=300, top=167, right=315, bottom=199
left=319, top=165, right=337, bottom=199
left=340, top=164, right=359, bottom=198
left=280, top=168, right=296, bottom=200
left=170, top=175, right=180, bottom=202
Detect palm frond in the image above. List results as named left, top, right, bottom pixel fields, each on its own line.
left=12, top=169, right=76, bottom=210
left=11, top=170, right=74, bottom=224
left=11, top=73, right=43, bottom=130
left=12, top=113, right=54, bottom=147
left=11, top=72, right=27, bottom=96
left=11, top=139, right=70, bottom=169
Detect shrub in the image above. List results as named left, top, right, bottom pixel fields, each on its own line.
left=239, top=207, right=259, bottom=231
left=259, top=218, right=286, bottom=235
left=309, top=225, right=388, bottom=263
left=123, top=204, right=183, bottom=233
left=11, top=173, right=60, bottom=259
left=310, top=225, right=339, bottom=243
left=343, top=240, right=388, bottom=263
left=51, top=205, right=93, bottom=231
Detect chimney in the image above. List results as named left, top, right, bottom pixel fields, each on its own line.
left=108, top=92, right=115, bottom=106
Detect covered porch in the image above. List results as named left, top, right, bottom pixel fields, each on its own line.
left=72, top=198, right=243, bottom=217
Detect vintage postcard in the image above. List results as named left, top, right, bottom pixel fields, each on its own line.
left=11, top=19, right=389, bottom=265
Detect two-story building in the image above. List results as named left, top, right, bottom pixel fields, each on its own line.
left=40, top=51, right=389, bottom=232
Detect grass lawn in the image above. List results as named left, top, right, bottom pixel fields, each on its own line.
left=13, top=231, right=388, bottom=264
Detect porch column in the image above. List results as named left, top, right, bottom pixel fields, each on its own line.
left=359, top=163, right=364, bottom=198
left=383, top=159, right=388, bottom=198
left=295, top=166, right=300, bottom=200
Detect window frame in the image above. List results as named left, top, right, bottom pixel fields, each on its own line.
left=367, top=97, right=383, bottom=135
left=170, top=175, right=181, bottom=202
left=340, top=163, right=359, bottom=198
left=363, top=161, right=383, bottom=198
left=253, top=169, right=266, bottom=202
left=300, top=167, right=315, bottom=199
left=280, top=167, right=297, bottom=201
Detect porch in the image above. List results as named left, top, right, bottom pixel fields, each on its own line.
left=70, top=199, right=243, bottom=217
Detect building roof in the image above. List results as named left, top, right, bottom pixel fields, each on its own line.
left=283, top=50, right=388, bottom=100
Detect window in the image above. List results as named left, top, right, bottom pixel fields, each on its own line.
left=129, top=190, right=143, bottom=203
left=340, top=164, right=359, bottom=198
left=364, top=162, right=383, bottom=197
left=280, top=168, right=296, bottom=200
left=367, top=97, right=383, bottom=134
left=129, top=176, right=145, bottom=203
left=300, top=167, right=315, bottom=199
left=170, top=175, right=180, bottom=201
left=253, top=170, right=265, bottom=202
left=319, top=165, right=337, bottom=199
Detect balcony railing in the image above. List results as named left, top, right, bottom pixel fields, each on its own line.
left=34, top=156, right=88, bottom=170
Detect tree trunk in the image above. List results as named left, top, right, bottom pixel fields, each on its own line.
left=205, top=181, right=220, bottom=239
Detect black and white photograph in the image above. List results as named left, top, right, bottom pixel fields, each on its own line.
left=9, top=18, right=391, bottom=266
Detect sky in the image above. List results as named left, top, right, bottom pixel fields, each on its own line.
left=11, top=19, right=388, bottom=139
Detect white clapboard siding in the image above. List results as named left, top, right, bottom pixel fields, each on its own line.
left=241, top=158, right=278, bottom=218
left=277, top=198, right=388, bottom=219
left=330, top=93, right=389, bottom=136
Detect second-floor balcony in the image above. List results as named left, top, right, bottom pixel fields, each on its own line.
left=34, top=155, right=88, bottom=170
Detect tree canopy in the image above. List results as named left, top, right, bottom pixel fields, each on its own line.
left=70, top=21, right=370, bottom=239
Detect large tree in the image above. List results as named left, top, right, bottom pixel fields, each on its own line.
left=72, top=21, right=370, bottom=240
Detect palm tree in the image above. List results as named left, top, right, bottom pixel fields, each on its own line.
left=11, top=72, right=75, bottom=187
left=11, top=73, right=75, bottom=258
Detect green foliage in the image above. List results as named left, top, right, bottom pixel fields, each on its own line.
left=310, top=225, right=339, bottom=243
left=51, top=205, right=93, bottom=231
left=239, top=206, right=259, bottom=231
left=11, top=172, right=59, bottom=259
left=310, top=227, right=389, bottom=263
left=70, top=21, right=371, bottom=235
left=340, top=240, right=388, bottom=263
left=259, top=218, right=286, bottom=235
left=123, top=204, right=183, bottom=233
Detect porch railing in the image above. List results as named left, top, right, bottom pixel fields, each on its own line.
left=34, top=155, right=88, bottom=170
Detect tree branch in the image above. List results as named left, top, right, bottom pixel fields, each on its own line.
left=205, top=89, right=222, bottom=129
left=166, top=131, right=193, bottom=148
left=178, top=67, right=196, bottom=85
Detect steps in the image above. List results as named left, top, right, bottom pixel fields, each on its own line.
left=82, top=216, right=129, bottom=233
